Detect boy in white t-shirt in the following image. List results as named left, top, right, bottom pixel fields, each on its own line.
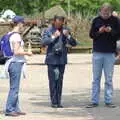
left=5, top=16, right=32, bottom=117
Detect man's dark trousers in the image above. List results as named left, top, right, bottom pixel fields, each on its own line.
left=48, top=64, right=65, bottom=105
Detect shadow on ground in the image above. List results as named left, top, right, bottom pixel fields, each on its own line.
left=29, top=88, right=120, bottom=120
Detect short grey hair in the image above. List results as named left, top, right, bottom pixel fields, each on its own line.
left=100, top=3, right=113, bottom=11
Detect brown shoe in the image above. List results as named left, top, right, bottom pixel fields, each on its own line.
left=5, top=112, right=20, bottom=117
left=17, top=112, right=26, bottom=115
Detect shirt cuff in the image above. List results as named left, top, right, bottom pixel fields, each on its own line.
left=51, top=35, right=56, bottom=42
left=67, top=35, right=71, bottom=39
left=51, top=35, right=55, bottom=39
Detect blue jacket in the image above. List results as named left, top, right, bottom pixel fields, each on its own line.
left=42, top=26, right=77, bottom=65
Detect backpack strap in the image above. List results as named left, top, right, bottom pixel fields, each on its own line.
left=7, top=32, right=19, bottom=39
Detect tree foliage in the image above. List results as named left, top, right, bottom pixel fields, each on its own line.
left=0, top=0, right=120, bottom=16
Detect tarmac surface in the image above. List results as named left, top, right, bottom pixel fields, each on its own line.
left=0, top=54, right=120, bottom=120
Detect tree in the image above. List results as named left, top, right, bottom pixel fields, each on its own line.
left=0, top=0, right=120, bottom=17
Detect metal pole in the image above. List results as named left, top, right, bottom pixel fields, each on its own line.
left=68, top=0, right=70, bottom=18
left=48, top=0, right=50, bottom=8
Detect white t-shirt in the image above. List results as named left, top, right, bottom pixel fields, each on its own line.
left=9, top=32, right=26, bottom=62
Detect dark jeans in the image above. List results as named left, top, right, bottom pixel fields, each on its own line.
left=48, top=64, right=65, bottom=105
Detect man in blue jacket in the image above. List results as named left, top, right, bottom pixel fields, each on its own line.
left=42, top=16, right=77, bottom=108
left=86, top=3, right=120, bottom=108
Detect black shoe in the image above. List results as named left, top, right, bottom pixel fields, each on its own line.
left=51, top=104, right=58, bottom=108
left=57, top=104, right=63, bottom=108
left=86, top=103, right=98, bottom=108
left=105, top=103, right=116, bottom=108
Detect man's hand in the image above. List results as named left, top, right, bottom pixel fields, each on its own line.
left=98, top=26, right=106, bottom=33
left=104, top=26, right=112, bottom=32
left=63, top=29, right=70, bottom=37
left=52, top=30, right=61, bottom=38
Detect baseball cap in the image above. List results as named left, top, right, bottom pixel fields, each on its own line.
left=12, top=16, right=24, bottom=23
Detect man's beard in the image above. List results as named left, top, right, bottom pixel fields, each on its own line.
left=100, top=13, right=111, bottom=19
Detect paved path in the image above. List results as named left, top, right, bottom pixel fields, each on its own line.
left=0, top=54, right=120, bottom=120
